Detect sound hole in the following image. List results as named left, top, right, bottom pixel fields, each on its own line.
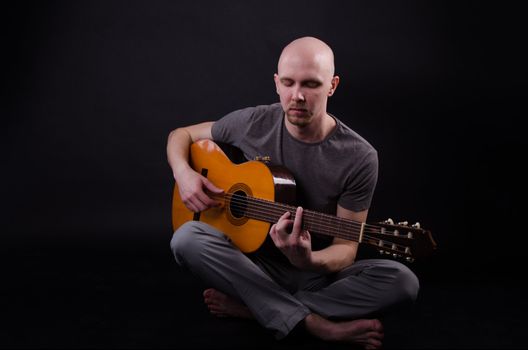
left=230, top=190, right=248, bottom=218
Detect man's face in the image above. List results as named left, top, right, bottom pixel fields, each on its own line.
left=274, top=54, right=335, bottom=127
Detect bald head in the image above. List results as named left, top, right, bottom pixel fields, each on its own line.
left=274, top=37, right=340, bottom=135
left=278, top=37, right=335, bottom=78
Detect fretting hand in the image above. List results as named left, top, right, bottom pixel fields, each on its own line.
left=269, top=206, right=313, bottom=269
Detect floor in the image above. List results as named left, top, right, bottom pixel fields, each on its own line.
left=1, top=233, right=526, bottom=349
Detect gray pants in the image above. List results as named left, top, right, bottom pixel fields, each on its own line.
left=170, top=221, right=419, bottom=339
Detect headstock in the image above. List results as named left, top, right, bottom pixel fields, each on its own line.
left=363, top=218, right=437, bottom=263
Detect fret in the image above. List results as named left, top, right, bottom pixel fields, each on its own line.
left=243, top=195, right=364, bottom=243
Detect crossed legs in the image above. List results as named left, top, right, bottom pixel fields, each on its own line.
left=203, top=287, right=385, bottom=349
left=171, top=221, right=418, bottom=349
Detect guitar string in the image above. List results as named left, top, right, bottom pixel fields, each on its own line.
left=218, top=192, right=413, bottom=237
left=213, top=192, right=409, bottom=233
left=215, top=192, right=412, bottom=235
left=234, top=206, right=411, bottom=254
left=239, top=192, right=362, bottom=227
left=219, top=202, right=410, bottom=255
left=212, top=192, right=360, bottom=230
left=208, top=193, right=413, bottom=254
left=224, top=195, right=360, bottom=233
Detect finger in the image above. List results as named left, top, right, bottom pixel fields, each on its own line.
left=181, top=185, right=210, bottom=211
left=275, top=211, right=292, bottom=233
left=188, top=195, right=211, bottom=212
left=269, top=224, right=276, bottom=240
left=269, top=224, right=286, bottom=245
left=279, top=211, right=291, bottom=220
left=194, top=190, right=218, bottom=209
left=275, top=218, right=293, bottom=236
left=301, top=230, right=311, bottom=242
left=292, top=206, right=304, bottom=237
left=183, top=198, right=199, bottom=213
left=269, top=225, right=281, bottom=247
left=202, top=179, right=224, bottom=207
left=203, top=178, right=224, bottom=194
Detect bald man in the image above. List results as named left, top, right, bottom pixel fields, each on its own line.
left=167, top=37, right=419, bottom=349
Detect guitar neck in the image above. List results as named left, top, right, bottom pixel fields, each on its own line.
left=223, top=193, right=365, bottom=243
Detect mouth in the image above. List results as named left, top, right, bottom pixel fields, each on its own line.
left=288, top=107, right=308, bottom=115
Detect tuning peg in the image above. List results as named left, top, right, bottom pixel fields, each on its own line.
left=412, top=222, right=421, bottom=229
left=398, top=221, right=409, bottom=226
left=384, top=218, right=394, bottom=225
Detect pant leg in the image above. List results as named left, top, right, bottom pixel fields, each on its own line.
left=294, top=259, right=420, bottom=319
left=170, top=221, right=310, bottom=339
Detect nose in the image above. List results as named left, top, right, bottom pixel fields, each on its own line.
left=291, top=86, right=305, bottom=102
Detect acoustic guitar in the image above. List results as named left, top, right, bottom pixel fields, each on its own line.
left=172, top=139, right=437, bottom=263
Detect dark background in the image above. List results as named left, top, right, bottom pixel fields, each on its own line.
left=2, top=1, right=527, bottom=348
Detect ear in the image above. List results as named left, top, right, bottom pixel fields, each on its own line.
left=328, top=76, right=340, bottom=96
left=273, top=73, right=280, bottom=94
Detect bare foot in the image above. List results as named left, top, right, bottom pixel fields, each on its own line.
left=304, top=314, right=384, bottom=349
left=203, top=288, right=253, bottom=319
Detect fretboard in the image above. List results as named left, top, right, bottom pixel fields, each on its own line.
left=225, top=193, right=365, bottom=243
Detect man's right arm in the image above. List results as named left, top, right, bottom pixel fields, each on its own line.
left=167, top=122, right=223, bottom=212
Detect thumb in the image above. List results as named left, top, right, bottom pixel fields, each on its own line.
left=203, top=178, right=224, bottom=193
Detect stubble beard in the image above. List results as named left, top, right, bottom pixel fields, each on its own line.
left=286, top=114, right=312, bottom=127
left=286, top=108, right=314, bottom=127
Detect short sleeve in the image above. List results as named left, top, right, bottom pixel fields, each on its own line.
left=338, top=149, right=379, bottom=212
left=211, top=106, right=256, bottom=148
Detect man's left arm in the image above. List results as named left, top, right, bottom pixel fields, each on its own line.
left=309, top=205, right=368, bottom=273
left=269, top=205, right=368, bottom=274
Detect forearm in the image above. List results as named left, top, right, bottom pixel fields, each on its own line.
left=167, top=128, right=193, bottom=180
left=166, top=122, right=214, bottom=181
left=304, top=205, right=366, bottom=273
left=271, top=207, right=361, bottom=274
left=308, top=243, right=357, bottom=274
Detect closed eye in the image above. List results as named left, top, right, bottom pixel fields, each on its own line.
left=280, top=78, right=294, bottom=87
left=303, top=80, right=322, bottom=88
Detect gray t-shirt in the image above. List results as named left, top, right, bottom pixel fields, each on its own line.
left=211, top=103, right=378, bottom=251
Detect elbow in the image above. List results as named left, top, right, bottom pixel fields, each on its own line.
left=168, top=127, right=183, bottom=139
left=168, top=127, right=191, bottom=144
left=167, top=128, right=178, bottom=143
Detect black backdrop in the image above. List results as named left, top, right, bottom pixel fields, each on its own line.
left=2, top=1, right=527, bottom=348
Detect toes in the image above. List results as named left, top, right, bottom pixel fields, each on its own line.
left=369, top=338, right=383, bottom=349
left=367, top=331, right=384, bottom=340
left=209, top=309, right=227, bottom=318
left=373, top=319, right=384, bottom=332
left=203, top=288, right=215, bottom=298
left=364, top=337, right=383, bottom=350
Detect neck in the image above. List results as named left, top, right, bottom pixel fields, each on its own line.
left=285, top=112, right=336, bottom=143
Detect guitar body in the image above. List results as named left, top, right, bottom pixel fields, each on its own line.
left=172, top=139, right=296, bottom=253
